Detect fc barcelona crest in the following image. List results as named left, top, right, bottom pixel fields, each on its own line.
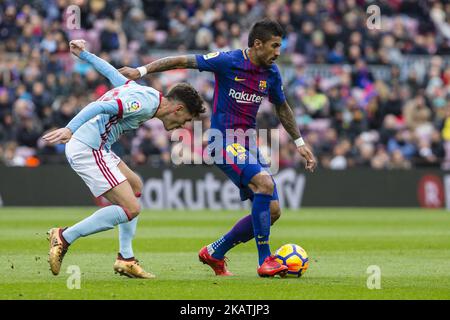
left=259, top=80, right=267, bottom=92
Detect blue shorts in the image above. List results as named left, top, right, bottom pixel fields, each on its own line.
left=212, top=142, right=279, bottom=202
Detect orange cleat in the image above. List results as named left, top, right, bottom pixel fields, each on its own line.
left=257, top=255, right=288, bottom=277
left=198, top=246, right=233, bottom=276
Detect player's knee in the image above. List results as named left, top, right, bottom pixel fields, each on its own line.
left=124, top=201, right=141, bottom=218
left=255, top=175, right=274, bottom=195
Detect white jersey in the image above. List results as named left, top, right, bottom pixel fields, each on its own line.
left=71, top=80, right=161, bottom=151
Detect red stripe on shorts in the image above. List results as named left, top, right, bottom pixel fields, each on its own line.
left=95, top=149, right=119, bottom=186
left=92, top=149, right=115, bottom=187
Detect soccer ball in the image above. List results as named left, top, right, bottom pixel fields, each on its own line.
left=274, top=244, right=309, bottom=278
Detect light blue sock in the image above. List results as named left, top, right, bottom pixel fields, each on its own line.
left=118, top=217, right=138, bottom=259
left=62, top=205, right=130, bottom=244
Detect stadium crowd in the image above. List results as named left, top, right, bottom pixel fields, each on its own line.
left=1, top=0, right=450, bottom=170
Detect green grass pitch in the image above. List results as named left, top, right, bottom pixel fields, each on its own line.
left=0, top=207, right=449, bottom=300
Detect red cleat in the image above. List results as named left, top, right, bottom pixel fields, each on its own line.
left=198, top=246, right=233, bottom=276
left=257, top=255, right=288, bottom=277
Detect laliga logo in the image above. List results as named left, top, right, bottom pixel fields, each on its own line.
left=228, top=89, right=264, bottom=104
left=129, top=101, right=140, bottom=111
left=126, top=100, right=142, bottom=113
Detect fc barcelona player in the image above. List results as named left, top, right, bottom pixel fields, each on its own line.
left=120, top=19, right=316, bottom=277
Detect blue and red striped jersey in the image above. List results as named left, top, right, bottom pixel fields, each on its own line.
left=195, top=49, right=286, bottom=134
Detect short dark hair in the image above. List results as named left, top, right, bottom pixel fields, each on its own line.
left=248, top=19, right=284, bottom=47
left=166, top=83, right=205, bottom=117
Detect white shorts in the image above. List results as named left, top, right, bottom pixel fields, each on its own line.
left=65, top=138, right=127, bottom=197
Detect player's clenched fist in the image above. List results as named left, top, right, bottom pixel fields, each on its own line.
left=69, top=39, right=86, bottom=57
left=42, top=128, right=73, bottom=145
left=118, top=67, right=141, bottom=80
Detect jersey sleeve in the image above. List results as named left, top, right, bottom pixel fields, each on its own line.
left=66, top=99, right=121, bottom=133
left=79, top=50, right=128, bottom=87
left=195, top=51, right=232, bottom=73
left=118, top=87, right=161, bottom=120
left=268, top=66, right=286, bottom=106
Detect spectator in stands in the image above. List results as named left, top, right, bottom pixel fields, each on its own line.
left=300, top=84, right=329, bottom=118
left=389, top=150, right=412, bottom=169
left=403, top=93, right=433, bottom=136
left=1, top=0, right=450, bottom=171
left=99, top=18, right=123, bottom=52
left=371, top=147, right=390, bottom=169
left=387, top=129, right=417, bottom=160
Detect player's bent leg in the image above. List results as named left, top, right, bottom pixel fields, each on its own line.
left=52, top=142, right=147, bottom=276
left=116, top=161, right=143, bottom=258
left=205, top=200, right=281, bottom=263
left=48, top=203, right=132, bottom=276
left=248, top=172, right=274, bottom=195
left=200, top=168, right=284, bottom=276
left=200, top=212, right=254, bottom=276
left=101, top=181, right=155, bottom=279
left=102, top=181, right=141, bottom=219
left=48, top=182, right=135, bottom=276
left=204, top=187, right=281, bottom=273
left=201, top=149, right=283, bottom=277
left=117, top=161, right=143, bottom=197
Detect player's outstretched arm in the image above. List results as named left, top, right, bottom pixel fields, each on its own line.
left=69, top=39, right=128, bottom=87
left=119, top=55, right=198, bottom=80
left=275, top=101, right=317, bottom=172
left=42, top=100, right=121, bottom=145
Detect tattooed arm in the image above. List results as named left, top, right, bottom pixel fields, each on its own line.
left=146, top=55, right=198, bottom=73
left=118, top=55, right=198, bottom=80
left=275, top=101, right=301, bottom=140
left=275, top=101, right=317, bottom=172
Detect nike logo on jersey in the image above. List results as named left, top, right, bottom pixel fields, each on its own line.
left=234, top=76, right=246, bottom=82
